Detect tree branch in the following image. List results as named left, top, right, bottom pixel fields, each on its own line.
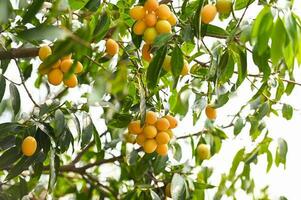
left=0, top=48, right=39, bottom=60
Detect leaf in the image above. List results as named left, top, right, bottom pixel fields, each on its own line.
left=271, top=18, right=286, bottom=66
left=251, top=7, right=271, bottom=41
left=22, top=0, right=44, bottom=23
left=233, top=118, right=244, bottom=136
left=146, top=46, right=167, bottom=89
left=173, top=142, right=182, bottom=162
left=194, top=182, right=215, bottom=189
left=5, top=152, right=44, bottom=181
left=81, top=116, right=93, bottom=148
left=68, top=0, right=89, bottom=10
left=282, top=104, right=293, bottom=120
left=235, top=0, right=255, bottom=10
left=0, top=0, right=13, bottom=23
left=171, top=45, right=184, bottom=78
left=85, top=0, right=100, bottom=11
left=228, top=148, right=245, bottom=180
left=150, top=190, right=160, bottom=200
left=171, top=174, right=186, bottom=200
left=18, top=25, right=67, bottom=42
left=131, top=32, right=142, bottom=49
left=93, top=12, right=110, bottom=42
left=54, top=110, right=65, bottom=137
left=0, top=123, right=24, bottom=140
left=0, top=147, right=22, bottom=170
left=266, top=150, right=273, bottom=173
left=236, top=48, right=247, bottom=88
left=192, top=0, right=204, bottom=38
left=153, top=155, right=168, bottom=175
left=48, top=145, right=57, bottom=193
left=275, top=138, right=288, bottom=167
left=257, top=102, right=269, bottom=120
left=201, top=24, right=229, bottom=38
left=214, top=92, right=230, bottom=108
left=9, top=83, right=21, bottom=116
left=219, top=52, right=234, bottom=84
left=0, top=75, right=6, bottom=103
left=108, top=113, right=132, bottom=128
left=152, top=33, right=173, bottom=49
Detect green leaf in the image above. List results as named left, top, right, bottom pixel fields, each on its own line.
left=85, top=0, right=100, bottom=11
left=171, top=174, right=186, bottom=200
left=93, top=12, right=110, bottom=42
left=68, top=0, right=89, bottom=10
left=54, top=110, right=65, bottom=137
left=0, top=123, right=24, bottom=140
left=81, top=116, right=93, bottom=148
left=236, top=48, right=247, bottom=88
left=235, top=0, right=255, bottom=10
left=150, top=190, right=160, bottom=200
left=0, top=0, right=13, bottom=23
left=257, top=102, right=269, bottom=120
left=48, top=145, right=58, bottom=193
left=234, top=118, right=244, bottom=136
left=214, top=92, right=230, bottom=108
left=282, top=104, right=293, bottom=120
left=251, top=7, right=271, bottom=41
left=153, top=155, right=168, bottom=175
left=266, top=150, right=273, bottom=173
left=275, top=79, right=285, bottom=101
left=18, top=25, right=67, bottom=42
left=194, top=182, right=215, bottom=189
left=9, top=83, right=21, bottom=116
left=146, top=46, right=167, bottom=89
left=0, top=147, right=22, bottom=170
left=192, top=0, right=205, bottom=38
left=108, top=113, right=132, bottom=128
left=22, top=0, right=44, bottom=23
left=201, top=24, right=229, bottom=38
left=5, top=152, right=44, bottom=181
left=173, top=142, right=182, bottom=162
left=228, top=148, right=245, bottom=180
left=0, top=75, right=6, bottom=103
left=171, top=45, right=184, bottom=78
left=152, top=33, right=173, bottom=49
left=271, top=18, right=286, bottom=66
left=275, top=138, right=288, bottom=167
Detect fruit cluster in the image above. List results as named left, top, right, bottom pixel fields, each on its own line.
left=200, top=0, right=232, bottom=24
left=127, top=111, right=178, bottom=156
left=130, top=0, right=177, bottom=62
left=38, top=45, right=83, bottom=88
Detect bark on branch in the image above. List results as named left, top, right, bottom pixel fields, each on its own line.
left=0, top=48, right=39, bottom=60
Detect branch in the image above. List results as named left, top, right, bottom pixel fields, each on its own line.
left=0, top=48, right=39, bottom=60
left=177, top=130, right=207, bottom=140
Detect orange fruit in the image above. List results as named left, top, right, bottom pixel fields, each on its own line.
left=156, top=4, right=171, bottom=20
left=216, top=0, right=232, bottom=14
left=22, top=136, right=37, bottom=156
left=105, top=39, right=119, bottom=56
left=142, top=43, right=152, bottom=62
left=61, top=53, right=72, bottom=60
left=144, top=0, right=159, bottom=12
left=130, top=6, right=146, bottom=20
left=48, top=69, right=63, bottom=86
left=124, top=132, right=136, bottom=144
left=136, top=133, right=146, bottom=146
left=205, top=105, right=217, bottom=120
left=38, top=45, right=52, bottom=61
left=200, top=4, right=217, bottom=24
left=144, top=13, right=157, bottom=27
left=155, top=131, right=170, bottom=144
left=155, top=20, right=171, bottom=34
left=133, top=20, right=147, bottom=35
left=180, top=60, right=189, bottom=76
left=75, top=61, right=83, bottom=74
left=167, top=13, right=177, bottom=26
left=162, top=55, right=171, bottom=71
left=143, top=27, right=157, bottom=44
left=165, top=183, right=171, bottom=197
left=143, top=139, right=158, bottom=153
left=64, top=74, right=78, bottom=88
left=38, top=63, right=51, bottom=75
left=128, top=120, right=143, bottom=134
left=156, top=144, right=168, bottom=156
left=60, top=59, right=73, bottom=73
left=52, top=59, right=61, bottom=69
left=145, top=111, right=157, bottom=125
left=164, top=115, right=177, bottom=128
left=166, top=129, right=173, bottom=139
left=156, top=118, right=170, bottom=131
left=143, top=125, right=157, bottom=139
left=197, top=144, right=210, bottom=160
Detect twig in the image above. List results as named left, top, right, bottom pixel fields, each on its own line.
left=177, top=130, right=207, bottom=140
left=0, top=48, right=39, bottom=60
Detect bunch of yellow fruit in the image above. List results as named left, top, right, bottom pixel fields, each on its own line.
left=127, top=111, right=178, bottom=156
left=130, top=0, right=177, bottom=62
left=38, top=45, right=83, bottom=88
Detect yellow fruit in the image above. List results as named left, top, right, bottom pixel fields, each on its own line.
left=156, top=144, right=168, bottom=156
left=38, top=63, right=51, bottom=75
left=22, top=136, right=37, bottom=156
left=48, top=69, right=63, bottom=86
left=164, top=115, right=177, bottom=129
left=205, top=105, right=217, bottom=120
left=156, top=118, right=170, bottom=131
left=200, top=4, right=217, bottom=24
left=143, top=125, right=157, bottom=139
left=38, top=45, right=52, bottom=61
left=145, top=111, right=157, bottom=125
left=130, top=6, right=146, bottom=20
left=51, top=59, right=61, bottom=69
left=156, top=4, right=171, bottom=20
left=143, top=139, right=157, bottom=153
left=165, top=183, right=171, bottom=197
left=128, top=120, right=143, bottom=134
left=155, top=20, right=171, bottom=34
left=180, top=60, right=189, bottom=76
left=142, top=43, right=152, bottom=62
left=216, top=0, right=232, bottom=14
left=155, top=131, right=170, bottom=144
left=144, top=0, right=159, bottom=12
left=75, top=62, right=83, bottom=74
left=105, top=39, right=119, bottom=56
left=144, top=13, right=157, bottom=27
left=124, top=132, right=136, bottom=144
left=133, top=20, right=147, bottom=35
left=166, top=129, right=173, bottom=138
left=197, top=144, right=210, bottom=160
left=60, top=59, right=73, bottom=73
left=162, top=55, right=171, bottom=71
left=62, top=54, right=72, bottom=60
left=136, top=133, right=146, bottom=146
left=144, top=28, right=158, bottom=44
left=167, top=13, right=177, bottom=26
left=64, top=74, right=78, bottom=88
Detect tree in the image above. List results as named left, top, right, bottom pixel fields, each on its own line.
left=0, top=0, right=299, bottom=199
